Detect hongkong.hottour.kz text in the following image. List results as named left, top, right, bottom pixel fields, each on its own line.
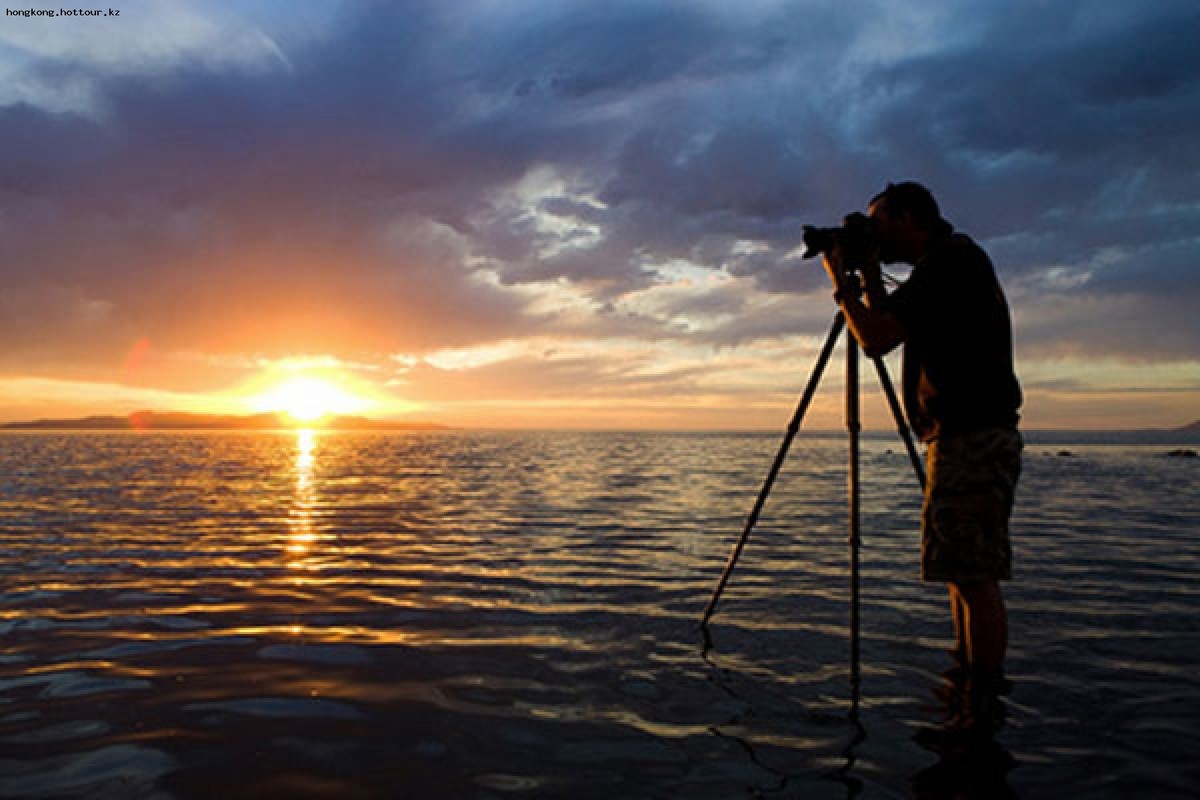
left=7, top=7, right=120, bottom=17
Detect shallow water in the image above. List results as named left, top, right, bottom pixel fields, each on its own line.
left=0, top=430, right=1196, bottom=798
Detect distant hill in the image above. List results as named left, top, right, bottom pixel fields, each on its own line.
left=0, top=410, right=450, bottom=431
left=1175, top=420, right=1200, bottom=434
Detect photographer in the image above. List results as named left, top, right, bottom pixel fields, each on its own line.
left=821, top=182, right=1023, bottom=718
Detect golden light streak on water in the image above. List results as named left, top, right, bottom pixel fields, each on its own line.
left=288, top=428, right=319, bottom=558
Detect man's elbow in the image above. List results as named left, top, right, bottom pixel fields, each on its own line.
left=861, top=338, right=899, bottom=359
left=844, top=309, right=906, bottom=358
left=860, top=321, right=905, bottom=358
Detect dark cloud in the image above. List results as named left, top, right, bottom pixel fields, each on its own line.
left=0, top=0, right=1197, bottom=383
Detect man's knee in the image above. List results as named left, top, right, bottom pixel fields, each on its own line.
left=950, top=579, right=1002, bottom=607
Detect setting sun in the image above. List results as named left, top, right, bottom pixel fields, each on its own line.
left=251, top=375, right=372, bottom=423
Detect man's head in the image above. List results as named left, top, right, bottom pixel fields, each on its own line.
left=867, top=182, right=951, bottom=264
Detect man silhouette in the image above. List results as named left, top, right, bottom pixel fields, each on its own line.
left=821, top=182, right=1023, bottom=708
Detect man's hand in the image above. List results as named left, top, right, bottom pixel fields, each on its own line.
left=856, top=252, right=883, bottom=295
left=821, top=241, right=905, bottom=357
left=822, top=246, right=852, bottom=296
left=825, top=241, right=885, bottom=306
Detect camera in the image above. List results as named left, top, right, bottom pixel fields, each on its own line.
left=801, top=212, right=876, bottom=261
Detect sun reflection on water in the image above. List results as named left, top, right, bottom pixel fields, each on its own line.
left=288, top=428, right=318, bottom=557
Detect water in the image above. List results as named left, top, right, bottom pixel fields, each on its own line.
left=0, top=430, right=1196, bottom=798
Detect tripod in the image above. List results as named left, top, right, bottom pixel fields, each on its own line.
left=699, top=307, right=927, bottom=689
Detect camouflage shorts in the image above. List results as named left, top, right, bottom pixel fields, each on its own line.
left=921, top=427, right=1023, bottom=583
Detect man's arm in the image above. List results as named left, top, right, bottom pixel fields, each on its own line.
left=837, top=293, right=906, bottom=357
left=823, top=252, right=907, bottom=357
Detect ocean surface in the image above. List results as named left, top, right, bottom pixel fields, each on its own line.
left=0, top=430, right=1196, bottom=799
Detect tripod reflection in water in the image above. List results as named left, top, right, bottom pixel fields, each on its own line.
left=827, top=676, right=867, bottom=797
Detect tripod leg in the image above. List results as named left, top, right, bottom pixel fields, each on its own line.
left=847, top=333, right=862, bottom=696
left=871, top=356, right=926, bottom=489
left=700, top=313, right=846, bottom=632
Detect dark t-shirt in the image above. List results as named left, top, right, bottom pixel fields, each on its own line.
left=884, top=231, right=1022, bottom=442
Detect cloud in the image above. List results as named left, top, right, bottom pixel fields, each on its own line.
left=0, top=0, right=1197, bottom=415
left=0, top=0, right=298, bottom=113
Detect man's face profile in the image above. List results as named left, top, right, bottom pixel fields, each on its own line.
left=868, top=200, right=903, bottom=265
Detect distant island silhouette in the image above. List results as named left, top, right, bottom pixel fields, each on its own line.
left=0, top=411, right=450, bottom=431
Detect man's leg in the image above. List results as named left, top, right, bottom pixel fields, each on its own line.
left=946, top=579, right=1010, bottom=734
left=949, top=579, right=1007, bottom=672
left=948, top=584, right=969, bottom=663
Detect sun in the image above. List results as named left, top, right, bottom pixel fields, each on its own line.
left=253, top=374, right=372, bottom=423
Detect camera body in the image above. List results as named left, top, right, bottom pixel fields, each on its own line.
left=801, top=212, right=876, bottom=263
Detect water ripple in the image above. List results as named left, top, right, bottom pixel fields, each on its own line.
left=0, top=431, right=1196, bottom=797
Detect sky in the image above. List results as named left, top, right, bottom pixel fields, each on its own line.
left=1, top=0, right=1197, bottom=429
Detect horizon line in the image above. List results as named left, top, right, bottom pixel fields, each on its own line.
left=0, top=409, right=1196, bottom=435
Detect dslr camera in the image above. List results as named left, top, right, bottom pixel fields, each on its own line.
left=801, top=212, right=877, bottom=266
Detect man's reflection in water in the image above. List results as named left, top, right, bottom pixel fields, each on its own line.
left=911, top=668, right=1018, bottom=799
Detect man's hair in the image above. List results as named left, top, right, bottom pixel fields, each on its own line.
left=869, top=182, right=950, bottom=233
